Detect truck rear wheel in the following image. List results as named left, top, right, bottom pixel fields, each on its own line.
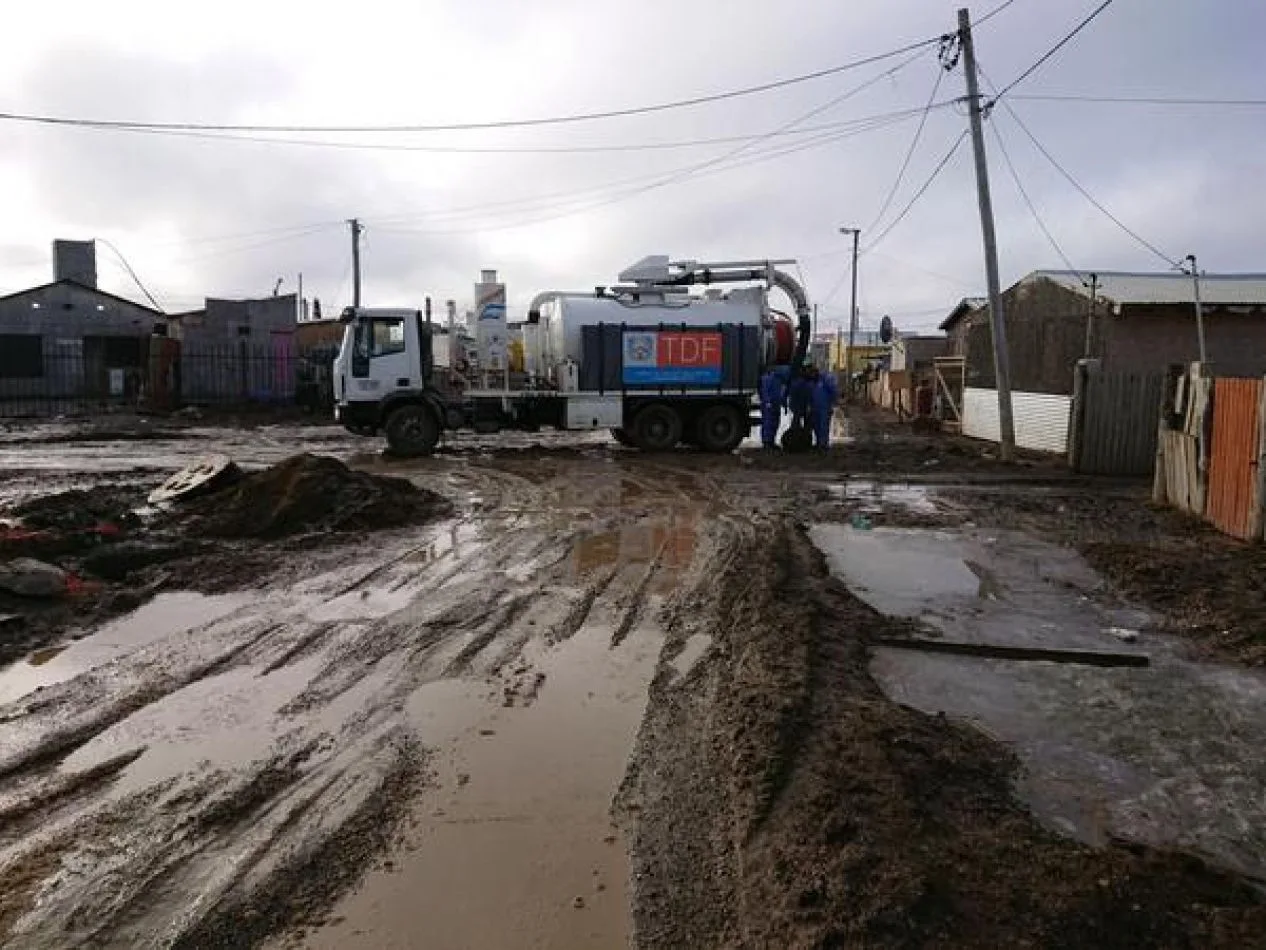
left=610, top=427, right=636, bottom=448
left=632, top=404, right=682, bottom=452
left=385, top=404, right=440, bottom=457
left=696, top=404, right=746, bottom=453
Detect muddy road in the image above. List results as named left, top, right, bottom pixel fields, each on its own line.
left=1, top=414, right=1265, bottom=948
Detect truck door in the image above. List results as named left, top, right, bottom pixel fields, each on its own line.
left=351, top=316, right=414, bottom=391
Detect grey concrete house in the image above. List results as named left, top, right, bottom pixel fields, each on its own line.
left=167, top=294, right=299, bottom=403
left=0, top=241, right=162, bottom=406
left=940, top=271, right=1266, bottom=395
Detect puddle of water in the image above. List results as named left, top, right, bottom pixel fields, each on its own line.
left=570, top=516, right=697, bottom=585
left=26, top=646, right=66, bottom=667
left=811, top=520, right=1266, bottom=881
left=300, top=585, right=665, bottom=950
left=0, top=592, right=249, bottom=706
left=62, top=656, right=324, bottom=796
left=669, top=634, right=712, bottom=680
left=809, top=523, right=980, bottom=622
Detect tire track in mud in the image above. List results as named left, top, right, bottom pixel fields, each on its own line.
left=0, top=453, right=720, bottom=948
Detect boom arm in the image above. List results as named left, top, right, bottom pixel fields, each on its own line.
left=653, top=259, right=812, bottom=372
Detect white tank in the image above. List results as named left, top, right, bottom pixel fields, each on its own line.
left=540, top=288, right=765, bottom=373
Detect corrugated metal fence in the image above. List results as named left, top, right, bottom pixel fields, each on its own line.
left=1154, top=367, right=1266, bottom=541
left=1205, top=377, right=1264, bottom=540
left=1072, top=367, right=1166, bottom=475
left=963, top=387, right=1071, bottom=454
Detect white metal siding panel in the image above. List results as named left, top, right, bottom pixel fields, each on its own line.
left=963, top=388, right=1000, bottom=443
left=963, top=387, right=1071, bottom=454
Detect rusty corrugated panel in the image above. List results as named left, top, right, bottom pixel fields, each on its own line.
left=1205, top=378, right=1263, bottom=540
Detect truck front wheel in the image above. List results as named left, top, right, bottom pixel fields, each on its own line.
left=385, top=404, right=441, bottom=457
left=696, top=404, right=746, bottom=453
left=632, top=404, right=682, bottom=452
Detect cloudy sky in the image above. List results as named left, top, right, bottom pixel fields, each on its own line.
left=1, top=0, right=1262, bottom=332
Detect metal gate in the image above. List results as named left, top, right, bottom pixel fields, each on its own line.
left=1205, top=377, right=1264, bottom=540
left=1072, top=367, right=1166, bottom=475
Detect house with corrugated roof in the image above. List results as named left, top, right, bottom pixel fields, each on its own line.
left=939, top=270, right=1266, bottom=395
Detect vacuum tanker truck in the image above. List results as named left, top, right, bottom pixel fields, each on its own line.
left=332, top=255, right=812, bottom=455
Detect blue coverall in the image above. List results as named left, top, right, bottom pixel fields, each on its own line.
left=812, top=373, right=838, bottom=448
left=758, top=368, right=787, bottom=448
left=787, top=375, right=813, bottom=432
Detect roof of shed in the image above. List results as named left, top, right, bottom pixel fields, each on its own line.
left=938, top=296, right=988, bottom=331
left=1034, top=270, right=1266, bottom=307
left=0, top=278, right=162, bottom=315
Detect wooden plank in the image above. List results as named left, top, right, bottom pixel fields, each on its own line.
left=872, top=637, right=1150, bottom=668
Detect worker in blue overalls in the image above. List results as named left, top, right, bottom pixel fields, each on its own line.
left=787, top=366, right=814, bottom=434
left=758, top=365, right=789, bottom=449
left=811, top=367, right=839, bottom=450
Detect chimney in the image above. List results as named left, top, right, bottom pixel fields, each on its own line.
left=53, top=239, right=97, bottom=288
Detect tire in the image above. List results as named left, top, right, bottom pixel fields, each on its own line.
left=610, top=427, right=636, bottom=448
left=384, top=404, right=441, bottom=457
left=632, top=404, right=683, bottom=452
left=695, top=404, right=746, bottom=453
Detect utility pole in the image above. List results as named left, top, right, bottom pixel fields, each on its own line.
left=1084, top=273, right=1098, bottom=358
left=348, top=218, right=363, bottom=308
left=839, top=227, right=861, bottom=398
left=959, top=7, right=1015, bottom=461
left=1183, top=254, right=1207, bottom=364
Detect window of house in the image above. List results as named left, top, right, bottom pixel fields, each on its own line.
left=0, top=334, right=44, bottom=378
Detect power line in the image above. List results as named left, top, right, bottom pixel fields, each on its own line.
left=0, top=38, right=942, bottom=135
left=976, top=0, right=1024, bottom=26
left=987, top=116, right=1082, bottom=279
left=33, top=104, right=960, bottom=156
left=863, top=63, right=948, bottom=234
left=374, top=112, right=921, bottom=238
left=860, top=131, right=970, bottom=258
left=167, top=224, right=338, bottom=265
left=994, top=99, right=1177, bottom=266
left=1012, top=93, right=1266, bottom=108
left=820, top=132, right=972, bottom=307
left=371, top=54, right=934, bottom=236
left=94, top=238, right=164, bottom=312
left=989, top=0, right=1117, bottom=105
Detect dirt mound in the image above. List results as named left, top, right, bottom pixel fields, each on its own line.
left=184, top=454, right=450, bottom=540
left=624, top=522, right=1266, bottom=949
left=7, top=486, right=144, bottom=534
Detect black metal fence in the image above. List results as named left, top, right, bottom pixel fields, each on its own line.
left=0, top=344, right=338, bottom=418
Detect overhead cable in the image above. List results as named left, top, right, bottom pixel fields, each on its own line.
left=994, top=100, right=1177, bottom=266
left=1012, top=94, right=1266, bottom=108
left=863, top=65, right=948, bottom=235
left=43, top=101, right=957, bottom=156
left=0, top=38, right=942, bottom=135
left=986, top=117, right=1082, bottom=280
left=860, top=131, right=970, bottom=257
left=372, top=51, right=933, bottom=235
left=95, top=238, right=165, bottom=312
left=988, top=0, right=1117, bottom=106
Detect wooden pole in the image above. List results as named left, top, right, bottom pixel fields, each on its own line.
left=959, top=8, right=1016, bottom=461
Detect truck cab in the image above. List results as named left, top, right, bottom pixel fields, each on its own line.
left=333, top=308, right=441, bottom=445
